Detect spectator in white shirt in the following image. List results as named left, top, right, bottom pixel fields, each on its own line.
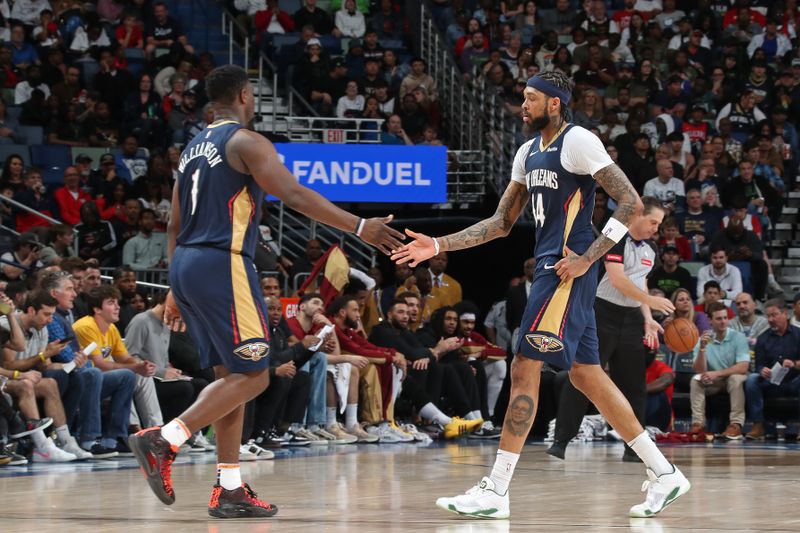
left=336, top=80, right=365, bottom=118
left=696, top=247, right=743, bottom=304
left=14, top=64, right=50, bottom=105
left=333, top=0, right=365, bottom=39
left=643, top=159, right=685, bottom=214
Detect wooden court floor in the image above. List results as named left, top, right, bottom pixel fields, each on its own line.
left=1, top=440, right=799, bottom=532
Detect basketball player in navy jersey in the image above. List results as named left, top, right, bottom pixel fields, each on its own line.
left=392, top=71, right=691, bottom=519
left=128, top=65, right=405, bottom=518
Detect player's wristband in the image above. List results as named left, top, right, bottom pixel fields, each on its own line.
left=432, top=237, right=440, bottom=256
left=601, top=217, right=628, bottom=243
left=355, top=217, right=366, bottom=237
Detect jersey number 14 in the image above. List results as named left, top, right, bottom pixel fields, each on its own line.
left=531, top=192, right=545, bottom=228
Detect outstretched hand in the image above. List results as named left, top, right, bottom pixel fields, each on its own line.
left=391, top=229, right=438, bottom=267
left=359, top=215, right=406, bottom=255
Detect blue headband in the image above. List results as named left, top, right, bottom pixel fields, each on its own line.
left=526, top=76, right=571, bottom=105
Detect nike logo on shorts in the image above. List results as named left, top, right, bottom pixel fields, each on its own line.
left=544, top=264, right=555, bottom=270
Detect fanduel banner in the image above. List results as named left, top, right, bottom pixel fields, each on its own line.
left=274, top=143, right=447, bottom=203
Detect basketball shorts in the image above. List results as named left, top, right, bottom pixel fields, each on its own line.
left=514, top=256, right=600, bottom=370
left=170, top=245, right=271, bottom=373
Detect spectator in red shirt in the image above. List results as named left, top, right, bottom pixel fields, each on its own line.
left=645, top=350, right=674, bottom=431
left=54, top=166, right=93, bottom=225
left=722, top=5, right=766, bottom=30
left=116, top=13, right=144, bottom=49
left=658, top=217, right=693, bottom=261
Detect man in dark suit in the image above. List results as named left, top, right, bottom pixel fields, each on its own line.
left=506, top=257, right=535, bottom=336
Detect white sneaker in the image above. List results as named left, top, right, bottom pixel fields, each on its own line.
left=245, top=441, right=275, bottom=460
left=293, top=427, right=328, bottom=445
left=401, top=423, right=433, bottom=444
left=367, top=422, right=404, bottom=443
left=629, top=465, right=691, bottom=518
left=346, top=423, right=380, bottom=443
left=435, top=476, right=510, bottom=519
left=193, top=432, right=216, bottom=451
left=34, top=441, right=77, bottom=463
left=239, top=444, right=258, bottom=462
left=387, top=421, right=414, bottom=442
left=60, top=436, right=93, bottom=460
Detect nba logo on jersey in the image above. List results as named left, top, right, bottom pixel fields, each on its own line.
left=233, top=341, right=270, bottom=362
left=525, top=333, right=564, bottom=353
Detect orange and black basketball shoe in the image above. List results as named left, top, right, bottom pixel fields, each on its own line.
left=208, top=483, right=278, bottom=518
left=128, top=427, right=178, bottom=505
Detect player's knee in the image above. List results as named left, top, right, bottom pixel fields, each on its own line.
left=568, top=368, right=590, bottom=391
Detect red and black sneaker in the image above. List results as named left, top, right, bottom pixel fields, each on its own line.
left=208, top=483, right=278, bottom=518
left=128, top=427, right=178, bottom=505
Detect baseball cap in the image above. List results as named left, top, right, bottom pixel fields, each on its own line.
left=75, top=153, right=92, bottom=163
left=184, top=88, right=197, bottom=97
left=17, top=232, right=41, bottom=247
left=661, top=245, right=680, bottom=256
left=100, top=153, right=115, bottom=164
left=348, top=38, right=363, bottom=49
left=306, top=38, right=321, bottom=48
left=331, top=58, right=346, bottom=69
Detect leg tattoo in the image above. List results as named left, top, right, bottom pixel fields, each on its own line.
left=504, top=395, right=535, bottom=437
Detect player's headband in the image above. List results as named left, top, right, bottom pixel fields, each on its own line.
left=460, top=313, right=476, bottom=321
left=526, top=75, right=571, bottom=105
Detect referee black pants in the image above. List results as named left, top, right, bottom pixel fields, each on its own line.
left=553, top=299, right=647, bottom=443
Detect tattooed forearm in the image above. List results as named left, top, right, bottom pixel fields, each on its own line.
left=440, top=181, right=529, bottom=252
left=580, top=163, right=643, bottom=264
left=504, top=394, right=535, bottom=437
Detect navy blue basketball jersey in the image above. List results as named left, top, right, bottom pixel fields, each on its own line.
left=176, top=121, right=262, bottom=258
left=510, top=124, right=614, bottom=261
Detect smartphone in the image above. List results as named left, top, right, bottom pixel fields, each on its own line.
left=61, top=335, right=75, bottom=343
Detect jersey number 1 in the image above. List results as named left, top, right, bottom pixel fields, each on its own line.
left=190, top=169, right=200, bottom=215
left=532, top=192, right=545, bottom=228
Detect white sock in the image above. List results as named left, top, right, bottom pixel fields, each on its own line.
left=55, top=424, right=71, bottom=445
left=487, top=382, right=503, bottom=418
left=345, top=404, right=358, bottom=429
left=419, top=402, right=452, bottom=425
left=161, top=419, right=191, bottom=447
left=627, top=431, right=673, bottom=476
left=768, top=273, right=777, bottom=283
left=469, top=410, right=483, bottom=421
left=217, top=463, right=241, bottom=490
left=489, top=449, right=519, bottom=495
left=326, top=407, right=337, bottom=428
left=31, top=428, right=49, bottom=449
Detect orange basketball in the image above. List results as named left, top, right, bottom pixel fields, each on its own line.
left=663, top=317, right=700, bottom=353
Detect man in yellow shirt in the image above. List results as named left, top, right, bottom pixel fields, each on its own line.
left=73, top=285, right=163, bottom=448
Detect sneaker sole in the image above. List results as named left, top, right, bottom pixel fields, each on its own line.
left=208, top=503, right=279, bottom=519
left=435, top=500, right=510, bottom=519
left=10, top=418, right=54, bottom=439
left=628, top=481, right=691, bottom=518
left=91, top=452, right=119, bottom=460
left=128, top=434, right=176, bottom=506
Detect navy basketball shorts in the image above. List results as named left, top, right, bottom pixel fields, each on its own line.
left=514, top=257, right=600, bottom=370
left=170, top=245, right=271, bottom=373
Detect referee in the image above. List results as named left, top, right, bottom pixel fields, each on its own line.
left=547, top=197, right=676, bottom=461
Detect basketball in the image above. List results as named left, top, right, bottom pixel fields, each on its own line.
left=663, top=318, right=700, bottom=353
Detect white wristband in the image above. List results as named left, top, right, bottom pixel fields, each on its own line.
left=432, top=237, right=440, bottom=256
left=355, top=218, right=366, bottom=237
left=601, top=217, right=628, bottom=243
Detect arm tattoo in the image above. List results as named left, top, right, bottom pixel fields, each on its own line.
left=440, top=181, right=529, bottom=252
left=504, top=394, right=535, bottom=437
left=580, top=163, right=642, bottom=264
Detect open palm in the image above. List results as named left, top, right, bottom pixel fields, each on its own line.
left=390, top=229, right=437, bottom=267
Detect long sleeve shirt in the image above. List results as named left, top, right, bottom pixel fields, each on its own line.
left=54, top=187, right=93, bottom=225
left=122, top=231, right=167, bottom=270
left=124, top=310, right=169, bottom=377
left=335, top=323, right=394, bottom=363
left=753, top=325, right=800, bottom=380
left=368, top=321, right=431, bottom=361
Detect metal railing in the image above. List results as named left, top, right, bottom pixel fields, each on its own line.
left=477, top=76, right=523, bottom=200
left=278, top=116, right=385, bottom=144
left=447, top=150, right=487, bottom=204
left=0, top=195, right=80, bottom=255
left=220, top=9, right=250, bottom=72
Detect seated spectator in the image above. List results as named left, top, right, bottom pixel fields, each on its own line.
left=575, top=43, right=616, bottom=91
left=145, top=2, right=194, bottom=58
left=0, top=98, right=24, bottom=144
left=358, top=57, right=382, bottom=96
left=690, top=301, right=749, bottom=439
left=647, top=245, right=694, bottom=299
left=113, top=198, right=142, bottom=249
left=13, top=167, right=55, bottom=233
left=310, top=58, right=348, bottom=117
left=39, top=224, right=76, bottom=266
left=54, top=166, right=93, bottom=225
left=116, top=13, right=144, bottom=49
left=125, top=292, right=208, bottom=424
left=396, top=93, right=427, bottom=143
left=9, top=24, right=38, bottom=69
left=14, top=64, right=50, bottom=105
left=371, top=0, right=403, bottom=40
left=722, top=160, right=779, bottom=218
left=113, top=266, right=143, bottom=334
left=515, top=0, right=541, bottom=44
left=92, top=48, right=135, bottom=115
left=715, top=90, right=765, bottom=144
left=361, top=29, right=384, bottom=61
left=85, top=100, right=120, bottom=148
left=730, top=292, right=769, bottom=348
left=696, top=248, right=743, bottom=305
left=0, top=153, right=25, bottom=193
left=254, top=0, right=295, bottom=55
left=657, top=217, right=692, bottom=261
left=694, top=281, right=735, bottom=320
left=114, top=135, right=148, bottom=183
left=419, top=124, right=443, bottom=146
left=75, top=201, right=117, bottom=265
left=69, top=23, right=112, bottom=60
left=138, top=180, right=170, bottom=231
left=645, top=350, right=674, bottom=432
left=400, top=57, right=438, bottom=102
left=572, top=88, right=603, bottom=129
left=722, top=197, right=764, bottom=240
left=43, top=270, right=131, bottom=458
left=1, top=290, right=94, bottom=461
left=744, top=299, right=800, bottom=440
left=124, top=73, right=168, bottom=148
left=48, top=103, right=89, bottom=147
left=1, top=232, right=43, bottom=281
left=333, top=0, right=365, bottom=39
left=335, top=79, right=363, bottom=119
left=643, top=159, right=685, bottom=216
left=709, top=219, right=768, bottom=301
left=459, top=31, right=490, bottom=76
left=19, top=86, right=50, bottom=127
left=74, top=284, right=163, bottom=439
left=122, top=209, right=167, bottom=270
left=684, top=160, right=721, bottom=203
left=294, top=37, right=330, bottom=101
left=343, top=38, right=365, bottom=79
left=380, top=113, right=412, bottom=145
left=293, top=0, right=333, bottom=35
left=374, top=80, right=395, bottom=115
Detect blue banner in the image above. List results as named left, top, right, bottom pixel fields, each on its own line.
left=274, top=143, right=447, bottom=203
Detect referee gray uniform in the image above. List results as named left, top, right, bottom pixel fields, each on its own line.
left=552, top=236, right=656, bottom=447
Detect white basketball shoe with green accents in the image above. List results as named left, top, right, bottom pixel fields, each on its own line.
left=435, top=477, right=510, bottom=519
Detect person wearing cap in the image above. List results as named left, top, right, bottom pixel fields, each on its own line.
left=1, top=231, right=44, bottom=280
left=647, top=244, right=694, bottom=299
left=312, top=57, right=349, bottom=116
left=333, top=0, right=365, bottom=39
left=167, top=88, right=199, bottom=144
